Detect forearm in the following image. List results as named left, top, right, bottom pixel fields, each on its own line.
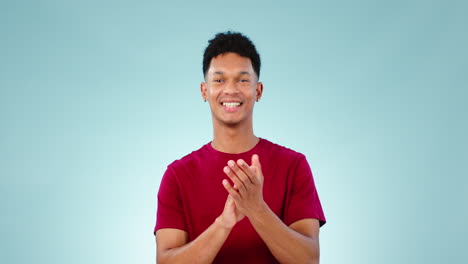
left=249, top=205, right=319, bottom=264
left=157, top=218, right=231, bottom=264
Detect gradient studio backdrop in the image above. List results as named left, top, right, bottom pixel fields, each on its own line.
left=1, top=0, right=467, bottom=263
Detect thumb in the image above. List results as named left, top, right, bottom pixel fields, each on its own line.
left=224, top=194, right=234, bottom=209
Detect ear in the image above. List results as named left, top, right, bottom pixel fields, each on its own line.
left=256, top=82, right=264, bottom=101
left=200, top=82, right=207, bottom=101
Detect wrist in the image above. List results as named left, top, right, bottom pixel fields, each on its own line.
left=248, top=201, right=270, bottom=222
left=215, top=216, right=234, bottom=232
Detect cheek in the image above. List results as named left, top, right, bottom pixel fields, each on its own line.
left=207, top=87, right=221, bottom=97
left=246, top=89, right=258, bottom=99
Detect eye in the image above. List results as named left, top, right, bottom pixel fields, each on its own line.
left=240, top=79, right=249, bottom=83
left=213, top=79, right=223, bottom=83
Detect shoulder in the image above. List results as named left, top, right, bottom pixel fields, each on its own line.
left=260, top=138, right=307, bottom=163
left=166, top=143, right=209, bottom=171
left=160, top=143, right=208, bottom=185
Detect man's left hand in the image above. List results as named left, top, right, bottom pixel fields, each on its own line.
left=222, top=154, right=267, bottom=218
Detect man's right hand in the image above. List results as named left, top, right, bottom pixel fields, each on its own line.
left=216, top=194, right=245, bottom=229
left=157, top=194, right=243, bottom=264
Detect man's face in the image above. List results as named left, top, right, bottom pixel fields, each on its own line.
left=201, top=52, right=263, bottom=127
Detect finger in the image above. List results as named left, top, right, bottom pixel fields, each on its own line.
left=224, top=166, right=246, bottom=193
left=226, top=193, right=233, bottom=205
left=251, top=154, right=264, bottom=182
left=236, top=159, right=256, bottom=181
left=222, top=179, right=241, bottom=200
left=228, top=160, right=253, bottom=185
left=224, top=193, right=234, bottom=209
left=247, top=165, right=262, bottom=186
left=251, top=154, right=261, bottom=170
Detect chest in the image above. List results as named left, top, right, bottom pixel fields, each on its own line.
left=177, top=159, right=292, bottom=239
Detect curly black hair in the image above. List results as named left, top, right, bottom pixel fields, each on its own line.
left=203, top=31, right=261, bottom=79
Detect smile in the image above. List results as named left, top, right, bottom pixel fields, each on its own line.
left=221, top=101, right=243, bottom=112
left=222, top=102, right=242, bottom=108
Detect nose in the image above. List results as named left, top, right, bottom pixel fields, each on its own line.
left=223, top=79, right=239, bottom=95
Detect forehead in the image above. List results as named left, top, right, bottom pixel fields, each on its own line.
left=208, top=52, right=254, bottom=75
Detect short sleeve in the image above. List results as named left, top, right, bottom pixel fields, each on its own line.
left=154, top=165, right=187, bottom=234
left=284, top=155, right=326, bottom=227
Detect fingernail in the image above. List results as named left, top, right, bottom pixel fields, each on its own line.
left=224, top=166, right=230, bottom=173
left=228, top=160, right=235, bottom=167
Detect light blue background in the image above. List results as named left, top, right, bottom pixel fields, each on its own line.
left=1, top=0, right=467, bottom=263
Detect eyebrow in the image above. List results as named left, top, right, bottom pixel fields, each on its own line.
left=213, top=71, right=251, bottom=75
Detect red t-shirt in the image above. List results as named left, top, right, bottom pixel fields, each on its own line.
left=154, top=138, right=326, bottom=263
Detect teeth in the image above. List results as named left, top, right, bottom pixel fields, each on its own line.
left=223, top=102, right=241, bottom=108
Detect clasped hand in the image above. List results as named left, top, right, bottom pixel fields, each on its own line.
left=222, top=154, right=266, bottom=218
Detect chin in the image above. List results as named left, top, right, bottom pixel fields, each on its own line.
left=214, top=117, right=242, bottom=127
left=222, top=119, right=241, bottom=127
left=212, top=112, right=249, bottom=127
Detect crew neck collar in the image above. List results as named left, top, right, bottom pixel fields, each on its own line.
left=205, top=137, right=265, bottom=158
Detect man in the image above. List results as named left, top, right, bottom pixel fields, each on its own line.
left=154, top=31, right=326, bottom=263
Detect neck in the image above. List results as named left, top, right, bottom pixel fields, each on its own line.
left=211, top=120, right=259, bottom=154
